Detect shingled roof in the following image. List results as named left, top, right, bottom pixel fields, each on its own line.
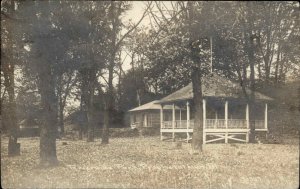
left=129, top=100, right=180, bottom=112
left=158, top=73, right=273, bottom=104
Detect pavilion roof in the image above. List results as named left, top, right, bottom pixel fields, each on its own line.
left=157, top=73, right=273, bottom=104
left=129, top=100, right=180, bottom=112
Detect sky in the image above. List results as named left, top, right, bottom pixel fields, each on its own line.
left=121, top=1, right=151, bottom=71
left=120, top=1, right=174, bottom=71
left=123, top=1, right=151, bottom=26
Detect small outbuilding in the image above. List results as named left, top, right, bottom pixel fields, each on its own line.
left=128, top=100, right=181, bottom=129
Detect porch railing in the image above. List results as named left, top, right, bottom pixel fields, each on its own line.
left=206, top=119, right=247, bottom=129
left=162, top=119, right=266, bottom=130
left=131, top=121, right=161, bottom=128
left=250, top=120, right=265, bottom=129
left=206, top=119, right=226, bottom=129
left=162, top=120, right=193, bottom=129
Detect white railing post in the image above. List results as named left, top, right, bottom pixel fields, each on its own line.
left=186, top=101, right=190, bottom=142
left=225, top=101, right=228, bottom=143
left=203, top=99, right=206, bottom=144
left=172, top=103, right=175, bottom=141
left=160, top=104, right=164, bottom=140
left=265, top=103, right=268, bottom=130
left=246, top=103, right=249, bottom=142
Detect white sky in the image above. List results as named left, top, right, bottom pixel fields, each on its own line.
left=123, top=1, right=151, bottom=26
left=121, top=1, right=174, bottom=71
left=121, top=1, right=151, bottom=71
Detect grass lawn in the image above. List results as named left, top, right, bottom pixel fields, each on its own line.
left=1, top=136, right=299, bottom=189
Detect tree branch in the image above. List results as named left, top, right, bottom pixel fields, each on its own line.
left=115, top=2, right=152, bottom=48
left=148, top=8, right=184, bottom=45
left=100, top=75, right=109, bottom=86
left=155, top=1, right=169, bottom=22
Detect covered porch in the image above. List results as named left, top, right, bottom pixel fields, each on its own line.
left=160, top=99, right=269, bottom=144
left=157, top=74, right=273, bottom=144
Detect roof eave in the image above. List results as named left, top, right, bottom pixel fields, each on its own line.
left=156, top=97, right=192, bottom=105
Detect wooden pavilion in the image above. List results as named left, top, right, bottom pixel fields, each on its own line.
left=156, top=73, right=273, bottom=144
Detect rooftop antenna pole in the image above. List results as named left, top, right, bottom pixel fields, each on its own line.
left=210, top=36, right=213, bottom=73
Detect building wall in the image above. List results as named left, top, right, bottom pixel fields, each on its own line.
left=130, top=110, right=174, bottom=128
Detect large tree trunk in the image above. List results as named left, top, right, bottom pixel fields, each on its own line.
left=130, top=52, right=139, bottom=107
left=248, top=17, right=256, bottom=143
left=86, top=109, right=94, bottom=142
left=56, top=75, right=63, bottom=137
left=102, top=104, right=109, bottom=144
left=79, top=71, right=88, bottom=140
left=87, top=70, right=95, bottom=142
left=79, top=69, right=95, bottom=142
left=274, top=44, right=281, bottom=84
left=3, top=0, right=20, bottom=156
left=4, top=63, right=20, bottom=156
left=248, top=46, right=256, bottom=143
left=191, top=68, right=203, bottom=152
left=101, top=58, right=113, bottom=144
left=102, top=1, right=117, bottom=145
left=39, top=67, right=59, bottom=167
left=58, top=104, right=64, bottom=136
left=248, top=45, right=256, bottom=143
left=78, top=96, right=85, bottom=140
left=102, top=60, right=114, bottom=144
left=188, top=1, right=204, bottom=152
left=243, top=2, right=256, bottom=143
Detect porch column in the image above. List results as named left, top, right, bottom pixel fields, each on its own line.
left=186, top=101, right=190, bottom=142
left=179, top=108, right=182, bottom=128
left=203, top=99, right=206, bottom=144
left=144, top=114, right=147, bottom=127
left=264, top=103, right=268, bottom=130
left=246, top=103, right=249, bottom=142
left=225, top=101, right=228, bottom=143
left=160, top=104, right=164, bottom=140
left=172, top=103, right=175, bottom=141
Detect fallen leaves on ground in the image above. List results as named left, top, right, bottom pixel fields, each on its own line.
left=1, top=136, right=299, bottom=189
